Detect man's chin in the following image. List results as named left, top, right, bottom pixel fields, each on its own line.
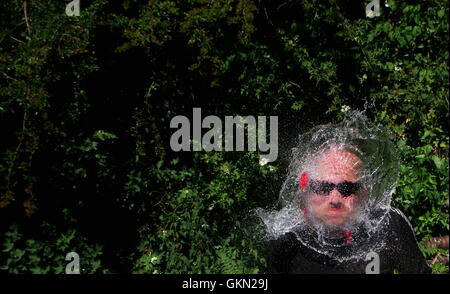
left=323, top=214, right=349, bottom=226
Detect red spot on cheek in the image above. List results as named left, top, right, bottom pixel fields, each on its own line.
left=299, top=172, right=308, bottom=188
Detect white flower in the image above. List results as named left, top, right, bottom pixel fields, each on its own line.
left=394, top=65, right=401, bottom=71
left=152, top=270, right=158, bottom=274
left=259, top=157, right=270, bottom=166
left=341, top=105, right=351, bottom=113
left=150, top=257, right=158, bottom=264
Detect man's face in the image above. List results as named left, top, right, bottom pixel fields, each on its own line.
left=308, top=149, right=363, bottom=226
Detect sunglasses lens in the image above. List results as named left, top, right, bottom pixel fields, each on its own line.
left=310, top=181, right=334, bottom=195
left=337, top=181, right=360, bottom=196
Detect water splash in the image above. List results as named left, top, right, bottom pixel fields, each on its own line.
left=257, top=111, right=400, bottom=262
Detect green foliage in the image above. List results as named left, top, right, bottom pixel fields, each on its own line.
left=128, top=151, right=271, bottom=274
left=393, top=138, right=449, bottom=238
left=418, top=238, right=449, bottom=274
left=1, top=223, right=105, bottom=274
left=0, top=0, right=447, bottom=274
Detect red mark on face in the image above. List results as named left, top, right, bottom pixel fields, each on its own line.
left=299, top=172, right=308, bottom=188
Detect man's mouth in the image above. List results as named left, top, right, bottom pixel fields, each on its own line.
left=326, top=208, right=345, bottom=215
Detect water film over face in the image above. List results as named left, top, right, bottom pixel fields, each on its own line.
left=257, top=112, right=400, bottom=261
left=307, top=148, right=364, bottom=227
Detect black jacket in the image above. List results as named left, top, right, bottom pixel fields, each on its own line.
left=266, top=207, right=431, bottom=274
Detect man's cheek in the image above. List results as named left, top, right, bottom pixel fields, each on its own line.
left=343, top=197, right=356, bottom=207
left=311, top=202, right=325, bottom=213
left=311, top=196, right=327, bottom=206
left=309, top=198, right=324, bottom=214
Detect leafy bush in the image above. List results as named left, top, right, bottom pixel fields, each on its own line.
left=1, top=223, right=105, bottom=274
left=0, top=0, right=447, bottom=273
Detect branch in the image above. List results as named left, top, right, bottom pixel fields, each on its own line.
left=430, top=252, right=441, bottom=266
left=359, top=45, right=374, bottom=72
left=2, top=72, right=19, bottom=82
left=23, top=0, right=31, bottom=36
left=288, top=80, right=320, bottom=102
left=9, top=35, right=25, bottom=43
left=0, top=23, right=25, bottom=44
left=6, top=110, right=28, bottom=190
left=424, top=235, right=449, bottom=250
left=258, top=0, right=274, bottom=27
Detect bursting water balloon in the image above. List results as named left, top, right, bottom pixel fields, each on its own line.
left=258, top=111, right=400, bottom=262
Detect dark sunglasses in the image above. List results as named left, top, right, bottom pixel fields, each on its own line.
left=309, top=180, right=362, bottom=197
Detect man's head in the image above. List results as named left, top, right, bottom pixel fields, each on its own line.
left=306, top=147, right=365, bottom=227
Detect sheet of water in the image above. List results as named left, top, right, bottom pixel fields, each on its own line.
left=257, top=111, right=400, bottom=262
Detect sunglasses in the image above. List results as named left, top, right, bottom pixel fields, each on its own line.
left=309, top=180, right=362, bottom=197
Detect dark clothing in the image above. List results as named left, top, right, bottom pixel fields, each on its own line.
left=266, top=207, right=431, bottom=274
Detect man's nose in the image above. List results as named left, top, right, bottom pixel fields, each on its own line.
left=329, top=189, right=343, bottom=203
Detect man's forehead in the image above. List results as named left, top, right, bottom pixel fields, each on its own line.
left=317, top=148, right=361, bottom=166
left=311, top=148, right=362, bottom=180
